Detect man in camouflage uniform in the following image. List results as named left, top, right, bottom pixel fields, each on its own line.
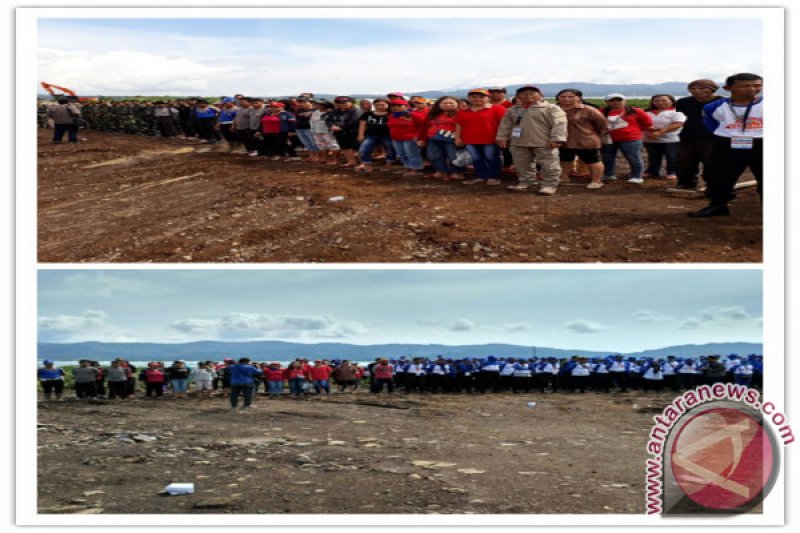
left=37, top=102, right=51, bottom=128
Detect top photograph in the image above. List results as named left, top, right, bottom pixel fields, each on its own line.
left=32, top=9, right=774, bottom=263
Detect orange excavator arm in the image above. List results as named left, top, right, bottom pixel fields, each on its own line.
left=41, top=82, right=78, bottom=97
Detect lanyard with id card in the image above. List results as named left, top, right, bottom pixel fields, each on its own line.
left=511, top=108, right=527, bottom=138
left=729, top=100, right=755, bottom=150
left=731, top=136, right=754, bottom=150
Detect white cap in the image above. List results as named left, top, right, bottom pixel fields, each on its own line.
left=604, top=93, right=625, bottom=100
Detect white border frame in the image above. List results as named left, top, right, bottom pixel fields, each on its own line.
left=15, top=3, right=787, bottom=529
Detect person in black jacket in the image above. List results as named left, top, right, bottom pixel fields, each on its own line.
left=327, top=96, right=362, bottom=167
left=672, top=79, right=723, bottom=190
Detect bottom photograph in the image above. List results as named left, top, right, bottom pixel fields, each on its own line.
left=33, top=268, right=771, bottom=518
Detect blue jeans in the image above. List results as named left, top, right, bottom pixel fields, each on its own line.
left=314, top=380, right=330, bottom=394
left=359, top=136, right=396, bottom=163
left=295, top=128, right=319, bottom=151
left=267, top=380, right=283, bottom=396
left=230, top=383, right=254, bottom=407
left=392, top=139, right=424, bottom=170
left=171, top=378, right=188, bottom=393
left=465, top=144, right=502, bottom=180
left=289, top=377, right=305, bottom=395
left=602, top=140, right=643, bottom=179
left=427, top=140, right=464, bottom=174
left=644, top=142, right=680, bottom=176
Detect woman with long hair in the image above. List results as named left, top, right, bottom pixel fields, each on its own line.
left=418, top=96, right=465, bottom=180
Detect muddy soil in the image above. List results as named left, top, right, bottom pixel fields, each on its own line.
left=36, top=389, right=675, bottom=515
left=37, top=130, right=762, bottom=263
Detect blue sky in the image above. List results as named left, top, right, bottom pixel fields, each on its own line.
left=37, top=269, right=763, bottom=352
left=37, top=16, right=764, bottom=95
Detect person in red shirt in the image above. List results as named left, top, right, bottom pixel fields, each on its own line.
left=454, top=89, right=507, bottom=185
left=370, top=358, right=395, bottom=394
left=600, top=93, right=653, bottom=184
left=309, top=360, right=333, bottom=395
left=489, top=87, right=513, bottom=109
left=140, top=362, right=166, bottom=399
left=409, top=96, right=430, bottom=118
left=489, top=88, right=514, bottom=170
left=256, top=102, right=297, bottom=160
left=284, top=360, right=309, bottom=398
left=262, top=362, right=285, bottom=398
left=387, top=99, right=425, bottom=177
left=418, top=96, right=465, bottom=180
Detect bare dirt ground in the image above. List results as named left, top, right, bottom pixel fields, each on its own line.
left=37, top=389, right=673, bottom=515
left=37, top=130, right=762, bottom=263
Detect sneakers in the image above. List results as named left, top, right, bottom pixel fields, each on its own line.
left=586, top=182, right=604, bottom=190
left=627, top=177, right=644, bottom=184
left=688, top=205, right=731, bottom=218
left=507, top=184, right=531, bottom=192
left=666, top=174, right=678, bottom=180
left=601, top=175, right=617, bottom=182
left=538, top=186, right=558, bottom=196
left=248, top=151, right=259, bottom=157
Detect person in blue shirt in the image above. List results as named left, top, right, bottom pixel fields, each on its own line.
left=38, top=360, right=65, bottom=401
left=193, top=100, right=221, bottom=144
left=228, top=357, right=263, bottom=409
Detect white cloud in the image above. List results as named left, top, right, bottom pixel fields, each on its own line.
left=632, top=310, right=674, bottom=323
left=38, top=310, right=133, bottom=342
left=170, top=312, right=366, bottom=340
left=503, top=323, right=533, bottom=333
left=449, top=318, right=477, bottom=332
left=38, top=47, right=228, bottom=95
left=564, top=320, right=608, bottom=334
left=679, top=319, right=703, bottom=330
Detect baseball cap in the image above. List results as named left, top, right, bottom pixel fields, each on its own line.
left=604, top=93, right=625, bottom=100
left=467, top=89, right=490, bottom=97
left=43, top=359, right=54, bottom=365
left=334, top=96, right=352, bottom=103
left=516, top=85, right=542, bottom=95
left=488, top=87, right=507, bottom=93
left=268, top=101, right=285, bottom=108
left=387, top=91, right=405, bottom=97
left=388, top=99, right=409, bottom=106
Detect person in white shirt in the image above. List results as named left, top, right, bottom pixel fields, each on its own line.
left=570, top=357, right=591, bottom=393
left=192, top=362, right=217, bottom=397
left=643, top=94, right=686, bottom=180
left=641, top=361, right=664, bottom=392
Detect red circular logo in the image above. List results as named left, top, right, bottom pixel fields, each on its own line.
left=670, top=407, right=774, bottom=510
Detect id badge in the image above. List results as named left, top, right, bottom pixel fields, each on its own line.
left=511, top=127, right=522, bottom=139
left=731, top=136, right=753, bottom=150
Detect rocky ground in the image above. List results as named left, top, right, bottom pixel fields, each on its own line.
left=37, top=130, right=762, bottom=263
left=36, top=389, right=677, bottom=515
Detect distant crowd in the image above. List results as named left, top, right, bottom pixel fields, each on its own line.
left=37, top=353, right=763, bottom=409
left=39, top=73, right=763, bottom=217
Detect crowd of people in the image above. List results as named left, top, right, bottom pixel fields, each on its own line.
left=37, top=353, right=763, bottom=408
left=39, top=73, right=763, bottom=217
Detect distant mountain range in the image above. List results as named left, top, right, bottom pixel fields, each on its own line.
left=37, top=340, right=762, bottom=362
left=37, top=81, right=725, bottom=101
